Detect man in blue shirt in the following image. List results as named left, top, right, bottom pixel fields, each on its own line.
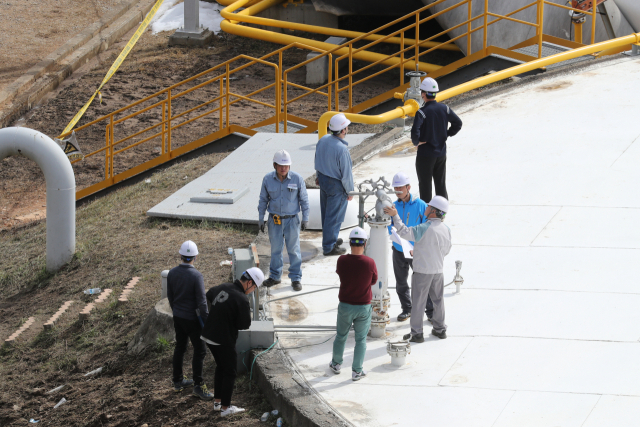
left=387, top=173, right=434, bottom=322
left=411, top=77, right=462, bottom=203
left=315, top=113, right=354, bottom=256
left=258, top=150, right=310, bottom=292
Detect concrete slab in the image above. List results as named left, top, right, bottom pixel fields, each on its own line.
left=147, top=132, right=372, bottom=223
left=264, top=58, right=640, bottom=427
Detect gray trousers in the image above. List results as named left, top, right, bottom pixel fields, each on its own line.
left=392, top=247, right=433, bottom=316
left=410, top=272, right=446, bottom=335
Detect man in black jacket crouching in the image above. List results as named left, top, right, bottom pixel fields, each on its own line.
left=200, top=267, right=264, bottom=417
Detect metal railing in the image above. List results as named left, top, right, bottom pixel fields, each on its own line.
left=64, top=0, right=631, bottom=199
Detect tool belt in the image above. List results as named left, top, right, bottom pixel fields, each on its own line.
left=270, top=213, right=295, bottom=225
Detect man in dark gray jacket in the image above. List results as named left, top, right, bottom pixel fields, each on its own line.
left=167, top=240, right=213, bottom=400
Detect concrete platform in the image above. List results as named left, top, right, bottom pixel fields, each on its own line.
left=147, top=133, right=372, bottom=224
left=264, top=56, right=640, bottom=427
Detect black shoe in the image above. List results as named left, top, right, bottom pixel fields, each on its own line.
left=292, top=281, right=302, bottom=291
left=263, top=277, right=281, bottom=288
left=402, top=333, right=424, bottom=343
left=431, top=328, right=447, bottom=339
left=192, top=384, right=214, bottom=401
left=336, top=238, right=343, bottom=246
left=324, top=245, right=347, bottom=256
left=397, top=311, right=411, bottom=322
left=173, top=377, right=194, bottom=392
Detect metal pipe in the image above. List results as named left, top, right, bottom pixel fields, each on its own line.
left=263, top=286, right=339, bottom=303
left=0, top=127, right=76, bottom=272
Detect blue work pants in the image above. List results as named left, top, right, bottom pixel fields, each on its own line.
left=318, top=172, right=349, bottom=254
left=332, top=302, right=372, bottom=373
left=267, top=214, right=302, bottom=282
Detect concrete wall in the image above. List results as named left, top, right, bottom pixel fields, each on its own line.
left=419, top=0, right=635, bottom=56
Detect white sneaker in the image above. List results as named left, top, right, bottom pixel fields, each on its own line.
left=221, top=405, right=245, bottom=417
left=329, top=362, right=341, bottom=374
left=352, top=370, right=367, bottom=381
left=213, top=401, right=221, bottom=411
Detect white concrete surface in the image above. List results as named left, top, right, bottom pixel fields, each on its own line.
left=267, top=57, right=640, bottom=426
left=147, top=133, right=371, bottom=224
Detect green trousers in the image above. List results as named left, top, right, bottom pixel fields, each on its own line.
left=332, top=302, right=372, bottom=373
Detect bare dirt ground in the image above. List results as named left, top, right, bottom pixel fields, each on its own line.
left=0, top=0, right=125, bottom=93
left=0, top=152, right=280, bottom=427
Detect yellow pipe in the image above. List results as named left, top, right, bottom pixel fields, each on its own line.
left=318, top=32, right=640, bottom=138
left=220, top=17, right=442, bottom=73
left=221, top=0, right=459, bottom=51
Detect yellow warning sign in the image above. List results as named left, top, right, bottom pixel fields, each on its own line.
left=59, top=0, right=165, bottom=138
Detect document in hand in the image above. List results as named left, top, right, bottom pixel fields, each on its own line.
left=390, top=228, right=414, bottom=259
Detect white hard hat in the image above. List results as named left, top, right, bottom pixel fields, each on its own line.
left=179, top=240, right=199, bottom=257
left=428, top=196, right=449, bottom=213
left=329, top=113, right=351, bottom=132
left=244, top=267, right=265, bottom=287
left=392, top=172, right=411, bottom=187
left=273, top=149, right=292, bottom=166
left=349, top=226, right=368, bottom=241
left=420, top=77, right=439, bottom=94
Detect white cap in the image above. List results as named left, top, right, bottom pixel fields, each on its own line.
left=392, top=172, right=410, bottom=187
left=349, top=226, right=368, bottom=240
left=244, top=267, right=265, bottom=287
left=179, top=240, right=199, bottom=257
left=329, top=113, right=351, bottom=132
left=428, top=196, right=449, bottom=213
left=273, top=149, right=292, bottom=166
left=420, top=77, right=439, bottom=94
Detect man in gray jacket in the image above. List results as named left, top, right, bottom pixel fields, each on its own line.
left=385, top=196, right=451, bottom=342
left=167, top=240, right=213, bottom=400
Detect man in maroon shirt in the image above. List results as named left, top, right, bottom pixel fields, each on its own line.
left=329, top=227, right=378, bottom=381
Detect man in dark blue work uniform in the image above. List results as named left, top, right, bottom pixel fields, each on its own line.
left=411, top=77, right=463, bottom=203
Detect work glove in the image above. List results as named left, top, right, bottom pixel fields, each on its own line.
left=260, top=220, right=265, bottom=233
left=301, top=221, right=308, bottom=231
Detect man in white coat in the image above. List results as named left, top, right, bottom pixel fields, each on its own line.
left=384, top=196, right=451, bottom=342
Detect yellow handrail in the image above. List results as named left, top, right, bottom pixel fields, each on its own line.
left=317, top=32, right=640, bottom=138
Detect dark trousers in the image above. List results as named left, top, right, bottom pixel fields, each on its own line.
left=172, top=316, right=206, bottom=385
left=416, top=155, right=448, bottom=203
left=207, top=344, right=238, bottom=407
left=392, top=247, right=433, bottom=317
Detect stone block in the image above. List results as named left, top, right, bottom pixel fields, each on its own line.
left=128, top=298, right=174, bottom=354
left=306, top=37, right=347, bottom=85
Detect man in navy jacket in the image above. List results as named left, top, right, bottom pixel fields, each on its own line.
left=411, top=77, right=462, bottom=203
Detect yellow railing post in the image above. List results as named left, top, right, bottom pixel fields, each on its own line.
left=328, top=53, right=333, bottom=113
left=538, top=0, right=544, bottom=58
left=225, top=63, right=230, bottom=129
left=219, top=78, right=223, bottom=131
left=109, top=115, right=114, bottom=184
left=167, top=88, right=172, bottom=156
left=483, top=0, right=488, bottom=55
left=591, top=4, right=596, bottom=45
left=575, top=21, right=583, bottom=44
left=105, top=123, right=110, bottom=180
left=348, top=43, right=353, bottom=111
left=162, top=100, right=166, bottom=154
left=415, top=11, right=420, bottom=71
left=284, top=70, right=288, bottom=133
left=276, top=58, right=280, bottom=133
left=467, top=0, right=472, bottom=55
left=400, top=30, right=405, bottom=85
left=334, top=58, right=339, bottom=111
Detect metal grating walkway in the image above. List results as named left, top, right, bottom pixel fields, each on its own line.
left=513, top=41, right=595, bottom=69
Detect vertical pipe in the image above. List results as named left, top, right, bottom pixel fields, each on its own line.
left=334, top=58, right=339, bottom=111
left=483, top=0, right=488, bottom=55
left=277, top=52, right=282, bottom=133
left=467, top=0, right=472, bottom=56
left=284, top=73, right=288, bottom=133
left=161, top=270, right=169, bottom=299
left=167, top=88, right=172, bottom=156
left=400, top=31, right=405, bottom=86
left=348, top=43, right=353, bottom=112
